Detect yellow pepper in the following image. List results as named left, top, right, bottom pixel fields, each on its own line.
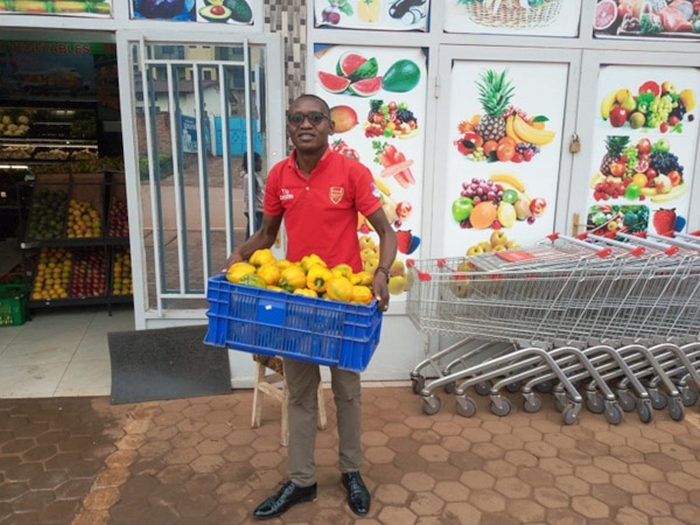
left=249, top=248, right=276, bottom=267
left=306, top=264, right=333, bottom=293
left=300, top=253, right=326, bottom=273
left=294, top=288, right=319, bottom=298
left=276, top=259, right=293, bottom=270
left=351, top=285, right=373, bottom=305
left=257, top=264, right=281, bottom=286
left=279, top=265, right=307, bottom=292
left=331, top=263, right=354, bottom=279
left=351, top=271, right=374, bottom=286
left=238, top=273, right=267, bottom=288
left=267, top=285, right=285, bottom=292
left=225, top=262, right=257, bottom=283
left=325, top=276, right=354, bottom=302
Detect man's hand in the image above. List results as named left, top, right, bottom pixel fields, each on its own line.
left=223, top=251, right=243, bottom=273
left=372, top=273, right=390, bottom=312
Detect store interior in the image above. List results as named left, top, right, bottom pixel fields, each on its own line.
left=1, top=30, right=131, bottom=397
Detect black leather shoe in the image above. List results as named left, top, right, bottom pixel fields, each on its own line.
left=342, top=471, right=370, bottom=516
left=253, top=481, right=317, bottom=520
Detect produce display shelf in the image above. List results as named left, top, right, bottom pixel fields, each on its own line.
left=29, top=294, right=132, bottom=309
left=22, top=237, right=129, bottom=249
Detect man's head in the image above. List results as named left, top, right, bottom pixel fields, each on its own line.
left=287, top=94, right=335, bottom=154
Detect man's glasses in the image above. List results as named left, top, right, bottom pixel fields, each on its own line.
left=287, top=111, right=329, bottom=125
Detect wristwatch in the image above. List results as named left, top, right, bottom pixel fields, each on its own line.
left=376, top=266, right=391, bottom=282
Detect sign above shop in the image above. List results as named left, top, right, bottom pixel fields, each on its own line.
left=0, top=0, right=112, bottom=17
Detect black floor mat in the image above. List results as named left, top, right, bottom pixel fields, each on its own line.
left=108, top=324, right=231, bottom=404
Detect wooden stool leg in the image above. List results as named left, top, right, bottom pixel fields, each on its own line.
left=251, top=361, right=265, bottom=428
left=316, top=383, right=327, bottom=430
left=281, top=383, right=289, bottom=447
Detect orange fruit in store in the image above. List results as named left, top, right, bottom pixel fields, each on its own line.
left=470, top=201, right=498, bottom=229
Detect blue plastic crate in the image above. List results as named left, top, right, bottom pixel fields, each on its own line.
left=204, top=274, right=383, bottom=372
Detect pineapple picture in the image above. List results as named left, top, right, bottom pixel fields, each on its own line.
left=475, top=69, right=515, bottom=142
left=600, top=136, right=629, bottom=176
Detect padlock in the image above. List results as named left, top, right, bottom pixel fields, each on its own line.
left=570, top=133, right=581, bottom=153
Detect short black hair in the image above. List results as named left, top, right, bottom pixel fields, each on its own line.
left=292, top=93, right=331, bottom=116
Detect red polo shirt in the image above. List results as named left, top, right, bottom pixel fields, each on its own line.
left=264, top=148, right=382, bottom=272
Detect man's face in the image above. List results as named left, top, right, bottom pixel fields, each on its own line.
left=286, top=97, right=334, bottom=154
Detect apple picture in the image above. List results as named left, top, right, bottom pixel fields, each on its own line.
left=609, top=106, right=628, bottom=128
left=451, top=197, right=474, bottom=222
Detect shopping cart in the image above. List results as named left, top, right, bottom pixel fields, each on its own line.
left=406, top=232, right=700, bottom=424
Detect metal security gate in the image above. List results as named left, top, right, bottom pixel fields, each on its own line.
left=116, top=31, right=284, bottom=330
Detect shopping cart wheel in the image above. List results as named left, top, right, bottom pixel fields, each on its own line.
left=505, top=381, right=522, bottom=393
left=668, top=397, right=685, bottom=422
left=422, top=395, right=441, bottom=416
left=490, top=396, right=511, bottom=417
left=535, top=380, right=554, bottom=393
left=562, top=404, right=580, bottom=426
left=444, top=381, right=456, bottom=394
left=648, top=388, right=668, bottom=410
left=678, top=387, right=698, bottom=407
left=522, top=394, right=542, bottom=413
left=474, top=381, right=492, bottom=396
left=616, top=389, right=636, bottom=412
left=586, top=393, right=605, bottom=414
left=411, top=375, right=425, bottom=395
left=604, top=402, right=623, bottom=425
left=637, top=400, right=653, bottom=424
left=455, top=396, right=477, bottom=418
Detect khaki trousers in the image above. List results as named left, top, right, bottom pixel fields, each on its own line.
left=283, top=358, right=362, bottom=486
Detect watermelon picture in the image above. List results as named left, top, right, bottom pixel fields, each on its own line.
left=318, top=71, right=352, bottom=94
left=319, top=51, right=382, bottom=96
left=348, top=77, right=382, bottom=97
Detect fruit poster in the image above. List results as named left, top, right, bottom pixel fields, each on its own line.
left=441, top=61, right=568, bottom=258
left=0, top=0, right=112, bottom=17
left=313, top=0, right=430, bottom=32
left=587, top=66, right=700, bottom=238
left=444, top=0, right=581, bottom=37
left=593, top=0, right=700, bottom=39
left=314, top=44, right=427, bottom=299
left=131, top=0, right=256, bottom=24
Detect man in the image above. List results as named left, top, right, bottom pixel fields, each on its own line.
left=225, top=93, right=397, bottom=519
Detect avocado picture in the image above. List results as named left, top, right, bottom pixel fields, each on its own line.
left=223, top=0, right=252, bottom=24
left=199, top=4, right=232, bottom=22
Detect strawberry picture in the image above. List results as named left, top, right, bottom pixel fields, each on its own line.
left=396, top=230, right=420, bottom=254
left=652, top=208, right=677, bottom=236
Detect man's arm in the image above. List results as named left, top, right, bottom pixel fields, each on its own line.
left=365, top=208, right=397, bottom=311
left=223, top=213, right=283, bottom=270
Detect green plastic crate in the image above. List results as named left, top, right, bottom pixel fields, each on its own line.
left=0, top=283, right=28, bottom=327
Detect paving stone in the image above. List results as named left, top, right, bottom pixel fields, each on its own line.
left=2, top=389, right=700, bottom=525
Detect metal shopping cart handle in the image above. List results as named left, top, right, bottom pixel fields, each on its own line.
left=547, top=232, right=614, bottom=258
left=615, top=231, right=679, bottom=256
left=646, top=231, right=700, bottom=252
left=572, top=232, right=646, bottom=257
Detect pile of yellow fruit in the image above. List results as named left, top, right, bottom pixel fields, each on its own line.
left=112, top=247, right=133, bottom=296
left=66, top=199, right=102, bottom=239
left=32, top=248, right=72, bottom=301
left=225, top=249, right=375, bottom=305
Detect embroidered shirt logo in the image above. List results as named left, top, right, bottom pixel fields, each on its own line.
left=280, top=188, right=294, bottom=201
left=329, top=186, right=344, bottom=204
